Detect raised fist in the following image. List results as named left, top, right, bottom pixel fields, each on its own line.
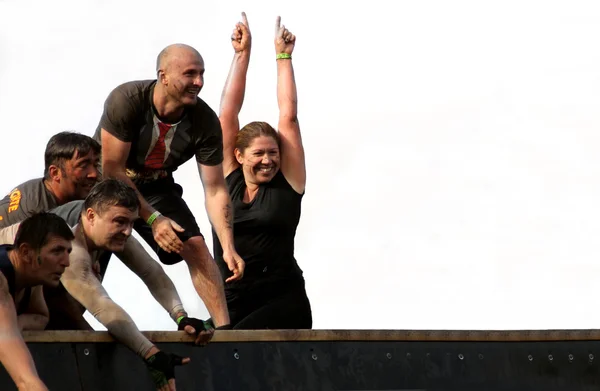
left=231, top=12, right=251, bottom=53
left=274, top=16, right=295, bottom=55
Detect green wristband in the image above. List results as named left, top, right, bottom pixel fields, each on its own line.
left=147, top=211, right=161, bottom=226
left=276, top=53, right=291, bottom=60
left=176, top=315, right=185, bottom=325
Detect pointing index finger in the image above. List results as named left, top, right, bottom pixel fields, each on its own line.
left=241, top=11, right=249, bottom=27
left=275, top=16, right=282, bottom=36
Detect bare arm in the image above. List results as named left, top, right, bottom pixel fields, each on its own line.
left=114, top=237, right=186, bottom=322
left=219, top=12, right=252, bottom=177
left=275, top=18, right=306, bottom=194
left=60, top=246, right=157, bottom=359
left=197, top=162, right=244, bottom=282
left=198, top=163, right=234, bottom=252
left=17, top=286, right=49, bottom=331
left=101, top=129, right=186, bottom=254
left=0, top=275, right=47, bottom=390
left=100, top=130, right=156, bottom=222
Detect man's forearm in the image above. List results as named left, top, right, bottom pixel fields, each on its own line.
left=68, top=287, right=156, bottom=358
left=88, top=297, right=156, bottom=358
left=0, top=339, right=46, bottom=391
left=0, top=307, right=46, bottom=390
left=205, top=187, right=235, bottom=252
left=116, top=239, right=185, bottom=322
left=103, top=165, right=155, bottom=221
left=61, top=267, right=156, bottom=358
left=17, top=314, right=48, bottom=331
left=139, top=272, right=185, bottom=322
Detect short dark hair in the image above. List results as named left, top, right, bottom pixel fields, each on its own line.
left=14, top=212, right=75, bottom=251
left=83, top=179, right=140, bottom=216
left=44, top=131, right=101, bottom=179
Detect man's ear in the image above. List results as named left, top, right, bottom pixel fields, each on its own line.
left=48, top=165, right=62, bottom=183
left=158, top=69, right=168, bottom=85
left=85, top=208, right=96, bottom=225
left=17, top=243, right=35, bottom=265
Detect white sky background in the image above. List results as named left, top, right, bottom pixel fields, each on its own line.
left=1, top=0, right=600, bottom=331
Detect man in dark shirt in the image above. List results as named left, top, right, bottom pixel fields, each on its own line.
left=95, top=43, right=245, bottom=328
left=0, top=212, right=74, bottom=390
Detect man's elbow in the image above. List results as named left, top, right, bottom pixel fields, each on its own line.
left=102, top=160, right=126, bottom=178
left=19, top=314, right=49, bottom=331
left=35, top=315, right=49, bottom=331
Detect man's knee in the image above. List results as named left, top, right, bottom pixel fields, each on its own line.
left=181, top=235, right=214, bottom=266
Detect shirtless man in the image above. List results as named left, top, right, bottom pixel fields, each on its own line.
left=0, top=212, right=74, bottom=391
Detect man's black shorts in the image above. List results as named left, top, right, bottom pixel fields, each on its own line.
left=134, top=176, right=202, bottom=265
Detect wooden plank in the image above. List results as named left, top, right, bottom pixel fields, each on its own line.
left=21, top=329, right=600, bottom=343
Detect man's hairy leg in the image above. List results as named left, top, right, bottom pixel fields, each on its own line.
left=180, top=236, right=230, bottom=327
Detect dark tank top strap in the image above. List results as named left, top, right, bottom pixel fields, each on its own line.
left=0, top=245, right=16, bottom=297
left=16, top=287, right=31, bottom=315
left=0, top=245, right=32, bottom=314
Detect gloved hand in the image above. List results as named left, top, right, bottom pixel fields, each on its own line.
left=145, top=350, right=189, bottom=391
left=177, top=316, right=214, bottom=345
left=204, top=318, right=233, bottom=330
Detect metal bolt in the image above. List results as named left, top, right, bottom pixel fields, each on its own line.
left=528, top=355, right=533, bottom=362
left=568, top=354, right=574, bottom=362
left=312, top=353, right=318, bottom=360
left=458, top=354, right=464, bottom=360
left=83, top=349, right=89, bottom=356
left=589, top=354, right=594, bottom=362
left=234, top=352, right=240, bottom=360
left=386, top=353, right=392, bottom=359
left=548, top=354, right=553, bottom=362
left=478, top=354, right=484, bottom=360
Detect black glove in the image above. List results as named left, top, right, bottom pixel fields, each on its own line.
left=145, top=351, right=185, bottom=388
left=204, top=318, right=232, bottom=330
left=177, top=316, right=214, bottom=333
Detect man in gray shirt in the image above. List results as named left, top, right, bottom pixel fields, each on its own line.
left=0, top=131, right=102, bottom=329
left=0, top=131, right=100, bottom=228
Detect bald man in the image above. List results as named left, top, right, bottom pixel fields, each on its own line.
left=93, top=43, right=245, bottom=329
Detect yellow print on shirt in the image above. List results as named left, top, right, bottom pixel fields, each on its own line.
left=8, top=188, right=21, bottom=213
